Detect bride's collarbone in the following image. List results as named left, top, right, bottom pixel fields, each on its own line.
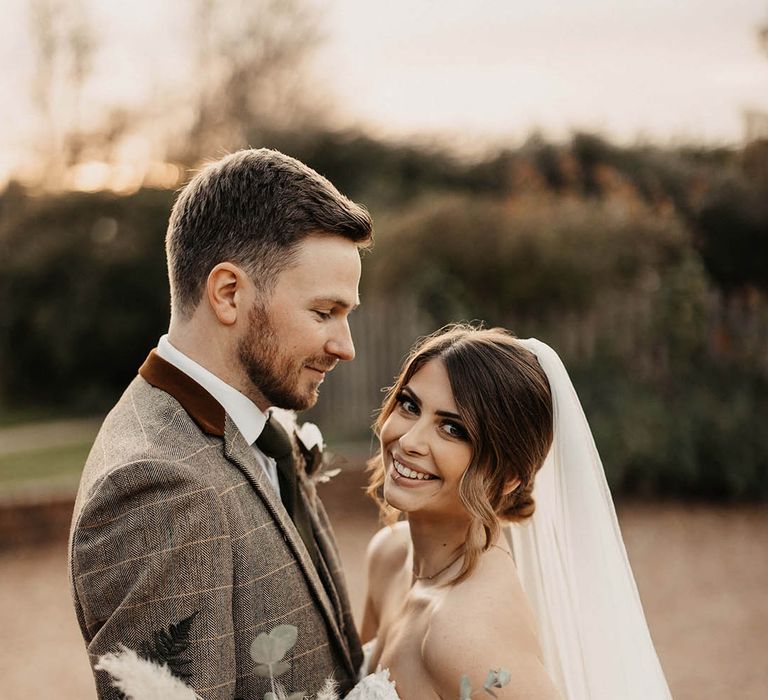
left=373, top=569, right=441, bottom=662
left=379, top=540, right=521, bottom=640
left=379, top=569, right=438, bottom=632
left=373, top=553, right=541, bottom=698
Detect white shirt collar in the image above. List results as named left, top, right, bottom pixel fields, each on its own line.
left=156, top=335, right=267, bottom=445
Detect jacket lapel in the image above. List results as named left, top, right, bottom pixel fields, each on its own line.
left=303, top=490, right=363, bottom=671
left=222, top=421, right=354, bottom=677
left=138, top=349, right=355, bottom=678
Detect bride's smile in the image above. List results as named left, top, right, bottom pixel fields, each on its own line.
left=391, top=456, right=438, bottom=482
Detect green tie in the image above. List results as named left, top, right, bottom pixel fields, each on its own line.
left=256, top=416, right=319, bottom=568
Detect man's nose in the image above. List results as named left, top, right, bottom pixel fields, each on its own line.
left=326, top=320, right=355, bottom=361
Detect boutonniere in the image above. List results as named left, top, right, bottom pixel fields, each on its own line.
left=270, top=409, right=340, bottom=483
left=295, top=420, right=340, bottom=483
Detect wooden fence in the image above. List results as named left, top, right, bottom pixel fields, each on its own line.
left=302, top=301, right=430, bottom=441
left=304, top=289, right=768, bottom=440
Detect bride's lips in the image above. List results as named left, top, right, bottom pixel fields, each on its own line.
left=389, top=454, right=440, bottom=487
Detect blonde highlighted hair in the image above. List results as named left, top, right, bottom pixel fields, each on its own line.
left=367, top=324, right=553, bottom=585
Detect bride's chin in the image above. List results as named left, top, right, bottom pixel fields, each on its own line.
left=382, top=483, right=410, bottom=512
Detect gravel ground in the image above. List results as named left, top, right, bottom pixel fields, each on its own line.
left=1, top=467, right=766, bottom=699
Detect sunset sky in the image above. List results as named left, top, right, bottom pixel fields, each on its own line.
left=1, top=0, right=766, bottom=181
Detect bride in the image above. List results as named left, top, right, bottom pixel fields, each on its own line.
left=353, top=324, right=672, bottom=700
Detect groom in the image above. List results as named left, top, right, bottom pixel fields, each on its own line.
left=68, top=149, right=372, bottom=699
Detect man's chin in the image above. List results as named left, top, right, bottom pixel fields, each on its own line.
left=299, top=384, right=321, bottom=410
left=270, top=385, right=319, bottom=412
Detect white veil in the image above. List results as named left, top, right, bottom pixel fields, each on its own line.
left=506, top=339, right=672, bottom=699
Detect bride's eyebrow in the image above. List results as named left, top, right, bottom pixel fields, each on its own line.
left=401, top=386, right=420, bottom=405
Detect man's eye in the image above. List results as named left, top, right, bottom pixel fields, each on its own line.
left=314, top=310, right=332, bottom=320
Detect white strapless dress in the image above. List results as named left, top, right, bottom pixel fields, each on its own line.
left=343, top=640, right=400, bottom=700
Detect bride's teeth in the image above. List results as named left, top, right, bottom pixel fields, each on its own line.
left=394, top=459, right=434, bottom=481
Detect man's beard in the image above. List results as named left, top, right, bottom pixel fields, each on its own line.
left=237, top=303, right=335, bottom=411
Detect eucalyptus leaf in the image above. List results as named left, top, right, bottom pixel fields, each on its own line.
left=264, top=694, right=278, bottom=700
left=269, top=624, right=299, bottom=656
left=459, top=674, right=472, bottom=700
left=253, top=663, right=274, bottom=678
left=250, top=633, right=284, bottom=664
left=272, top=661, right=291, bottom=676
left=484, top=670, right=497, bottom=689
left=496, top=668, right=511, bottom=686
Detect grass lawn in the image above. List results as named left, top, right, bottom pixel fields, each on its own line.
left=0, top=443, right=90, bottom=488
left=0, top=407, right=83, bottom=427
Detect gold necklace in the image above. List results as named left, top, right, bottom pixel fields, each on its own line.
left=412, top=543, right=513, bottom=581
left=490, top=543, right=513, bottom=560
left=412, top=544, right=515, bottom=581
left=412, top=551, right=463, bottom=581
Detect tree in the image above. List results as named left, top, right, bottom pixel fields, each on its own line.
left=23, top=0, right=324, bottom=185
left=28, top=0, right=96, bottom=184
left=171, top=0, right=325, bottom=165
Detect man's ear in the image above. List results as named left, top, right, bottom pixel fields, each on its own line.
left=502, top=477, right=521, bottom=497
left=206, top=262, right=249, bottom=326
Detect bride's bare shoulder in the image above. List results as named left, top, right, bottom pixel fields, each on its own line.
left=422, top=557, right=562, bottom=699
left=366, top=520, right=410, bottom=573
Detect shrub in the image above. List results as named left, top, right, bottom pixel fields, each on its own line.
left=0, top=189, right=173, bottom=410
left=364, top=194, right=690, bottom=325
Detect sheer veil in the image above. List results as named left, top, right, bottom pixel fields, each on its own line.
left=505, top=339, right=672, bottom=699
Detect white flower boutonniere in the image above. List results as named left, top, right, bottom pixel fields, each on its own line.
left=294, top=419, right=337, bottom=481
left=269, top=409, right=339, bottom=482
left=296, top=421, right=341, bottom=483
left=295, top=421, right=324, bottom=452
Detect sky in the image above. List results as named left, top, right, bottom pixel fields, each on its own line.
left=1, top=0, right=766, bottom=182
left=311, top=0, right=767, bottom=147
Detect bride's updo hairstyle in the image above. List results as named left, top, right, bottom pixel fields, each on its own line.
left=367, top=323, right=553, bottom=584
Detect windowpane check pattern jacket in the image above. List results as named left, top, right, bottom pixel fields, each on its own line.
left=68, top=350, right=362, bottom=699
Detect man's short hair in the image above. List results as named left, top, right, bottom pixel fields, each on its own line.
left=166, top=148, right=373, bottom=318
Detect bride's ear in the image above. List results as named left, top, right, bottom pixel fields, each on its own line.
left=502, top=477, right=521, bottom=497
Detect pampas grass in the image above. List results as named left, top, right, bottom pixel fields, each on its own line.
left=94, top=646, right=343, bottom=699
left=94, top=646, right=201, bottom=700
left=315, top=677, right=340, bottom=700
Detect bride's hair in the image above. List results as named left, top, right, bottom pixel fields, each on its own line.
left=367, top=323, right=553, bottom=584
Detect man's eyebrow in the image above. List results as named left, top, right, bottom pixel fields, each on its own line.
left=402, top=386, right=462, bottom=420
left=311, top=296, right=360, bottom=310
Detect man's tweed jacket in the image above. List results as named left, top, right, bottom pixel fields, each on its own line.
left=68, top=350, right=363, bottom=699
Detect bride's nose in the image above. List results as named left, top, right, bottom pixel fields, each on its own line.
left=398, top=420, right=429, bottom=455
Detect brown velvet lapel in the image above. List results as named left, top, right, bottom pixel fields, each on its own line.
left=139, top=349, right=225, bottom=437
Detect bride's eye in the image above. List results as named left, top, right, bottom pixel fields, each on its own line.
left=442, top=421, right=468, bottom=440
left=395, top=392, right=419, bottom=415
